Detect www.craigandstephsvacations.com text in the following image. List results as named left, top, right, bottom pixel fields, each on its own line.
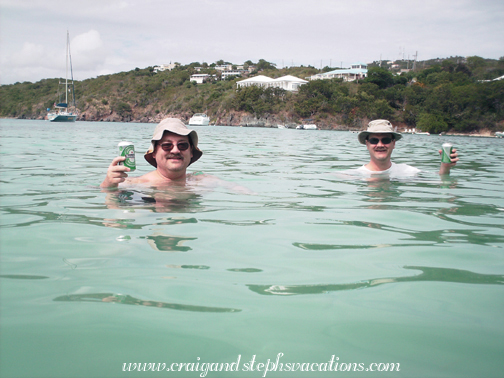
left=122, top=354, right=401, bottom=377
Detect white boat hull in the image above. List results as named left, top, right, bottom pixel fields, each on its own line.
left=296, top=124, right=318, bottom=130
left=48, top=112, right=77, bottom=122
left=188, top=114, right=210, bottom=126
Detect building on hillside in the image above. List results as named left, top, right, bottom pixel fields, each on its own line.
left=154, top=63, right=179, bottom=73
left=308, top=62, right=368, bottom=82
left=215, top=64, right=233, bottom=71
left=271, top=75, right=308, bottom=91
left=236, top=75, right=307, bottom=91
left=190, top=74, right=214, bottom=84
left=221, top=70, right=245, bottom=80
left=235, top=75, right=273, bottom=88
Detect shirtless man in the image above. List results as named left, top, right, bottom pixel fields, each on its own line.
left=101, top=118, right=203, bottom=189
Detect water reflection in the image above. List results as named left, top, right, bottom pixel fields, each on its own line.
left=247, top=266, right=504, bottom=295
left=53, top=293, right=241, bottom=313
left=0, top=274, right=49, bottom=280
left=105, top=188, right=203, bottom=213
left=140, top=233, right=197, bottom=252
left=294, top=224, right=504, bottom=247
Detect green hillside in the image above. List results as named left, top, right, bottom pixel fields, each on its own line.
left=1, top=57, right=503, bottom=133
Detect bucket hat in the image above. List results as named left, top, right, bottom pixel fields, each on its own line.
left=144, top=118, right=203, bottom=167
left=357, top=120, right=402, bottom=145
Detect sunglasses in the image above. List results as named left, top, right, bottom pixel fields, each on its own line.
left=158, top=142, right=190, bottom=152
left=367, top=137, right=393, bottom=145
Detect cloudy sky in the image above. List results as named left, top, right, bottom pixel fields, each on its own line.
left=1, top=0, right=503, bottom=85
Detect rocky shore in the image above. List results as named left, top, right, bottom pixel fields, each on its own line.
left=8, top=110, right=503, bottom=137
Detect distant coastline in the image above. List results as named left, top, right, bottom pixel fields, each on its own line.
left=1, top=116, right=501, bottom=138
left=2, top=57, right=503, bottom=135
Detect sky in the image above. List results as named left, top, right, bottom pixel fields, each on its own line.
left=1, top=0, right=503, bottom=85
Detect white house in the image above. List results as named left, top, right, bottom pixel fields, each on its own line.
left=236, top=75, right=307, bottom=91
left=236, top=75, right=274, bottom=88
left=271, top=75, right=308, bottom=91
left=154, top=63, right=179, bottom=73
left=221, top=70, right=244, bottom=80
left=308, top=62, right=368, bottom=82
left=215, top=64, right=233, bottom=71
left=190, top=74, right=211, bottom=84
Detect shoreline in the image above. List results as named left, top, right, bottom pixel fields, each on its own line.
left=2, top=117, right=502, bottom=138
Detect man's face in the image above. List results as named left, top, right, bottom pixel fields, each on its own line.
left=153, top=132, right=193, bottom=173
left=365, top=133, right=396, bottom=163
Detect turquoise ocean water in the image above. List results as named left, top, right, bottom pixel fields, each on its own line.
left=0, top=119, right=503, bottom=378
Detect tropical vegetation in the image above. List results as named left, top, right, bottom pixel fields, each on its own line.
left=1, top=56, right=503, bottom=133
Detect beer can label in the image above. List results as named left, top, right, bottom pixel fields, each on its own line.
left=118, top=141, right=136, bottom=171
left=441, top=143, right=453, bottom=164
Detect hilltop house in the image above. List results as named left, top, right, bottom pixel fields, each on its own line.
left=153, top=63, right=179, bottom=73
left=236, top=75, right=308, bottom=91
left=308, top=62, right=368, bottom=82
left=190, top=74, right=215, bottom=84
left=221, top=70, right=246, bottom=80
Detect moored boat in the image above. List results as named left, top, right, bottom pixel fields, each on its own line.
left=188, top=113, right=210, bottom=126
left=296, top=124, right=318, bottom=130
left=47, top=31, right=77, bottom=122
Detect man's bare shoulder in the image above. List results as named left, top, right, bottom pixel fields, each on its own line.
left=187, top=172, right=254, bottom=194
left=125, top=171, right=158, bottom=184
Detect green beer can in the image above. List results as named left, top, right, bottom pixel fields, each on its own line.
left=441, top=143, right=453, bottom=164
left=118, top=141, right=136, bottom=171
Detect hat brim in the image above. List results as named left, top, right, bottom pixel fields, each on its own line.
left=358, top=131, right=402, bottom=144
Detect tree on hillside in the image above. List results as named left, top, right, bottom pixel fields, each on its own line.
left=364, top=67, right=395, bottom=89
left=256, top=59, right=276, bottom=71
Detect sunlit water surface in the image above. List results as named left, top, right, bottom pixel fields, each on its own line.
left=1, top=119, right=503, bottom=378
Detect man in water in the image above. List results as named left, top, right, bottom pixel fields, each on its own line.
left=101, top=118, right=203, bottom=189
left=354, top=119, right=459, bottom=178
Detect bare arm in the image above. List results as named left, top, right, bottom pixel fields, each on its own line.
left=100, top=156, right=131, bottom=189
left=439, top=148, right=459, bottom=175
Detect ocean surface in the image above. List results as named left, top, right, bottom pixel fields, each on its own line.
left=0, top=119, right=503, bottom=378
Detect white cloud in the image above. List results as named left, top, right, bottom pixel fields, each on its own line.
left=1, top=0, right=503, bottom=84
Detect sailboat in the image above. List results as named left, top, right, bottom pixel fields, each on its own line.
left=47, top=31, right=77, bottom=122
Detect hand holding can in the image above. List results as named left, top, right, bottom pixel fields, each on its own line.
left=441, top=143, right=453, bottom=164
left=118, top=141, right=136, bottom=171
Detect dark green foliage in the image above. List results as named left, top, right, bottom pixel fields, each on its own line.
left=364, top=67, right=395, bottom=89
left=233, top=86, right=285, bottom=116
left=416, top=112, right=449, bottom=134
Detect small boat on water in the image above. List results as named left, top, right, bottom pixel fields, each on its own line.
left=296, top=124, right=318, bottom=130
left=495, top=131, right=504, bottom=138
left=188, top=113, right=210, bottom=126
left=277, top=124, right=286, bottom=129
left=47, top=31, right=77, bottom=122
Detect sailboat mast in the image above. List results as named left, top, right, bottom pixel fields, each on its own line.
left=65, top=31, right=69, bottom=105
left=68, top=32, right=76, bottom=107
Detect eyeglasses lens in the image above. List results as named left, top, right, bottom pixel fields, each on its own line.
left=368, top=137, right=392, bottom=145
left=160, top=142, right=190, bottom=151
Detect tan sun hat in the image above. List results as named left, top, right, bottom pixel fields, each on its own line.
left=357, top=119, right=402, bottom=144
left=144, top=118, right=203, bottom=167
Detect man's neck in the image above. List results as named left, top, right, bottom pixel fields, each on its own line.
left=365, top=159, right=392, bottom=172
left=155, top=169, right=187, bottom=183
